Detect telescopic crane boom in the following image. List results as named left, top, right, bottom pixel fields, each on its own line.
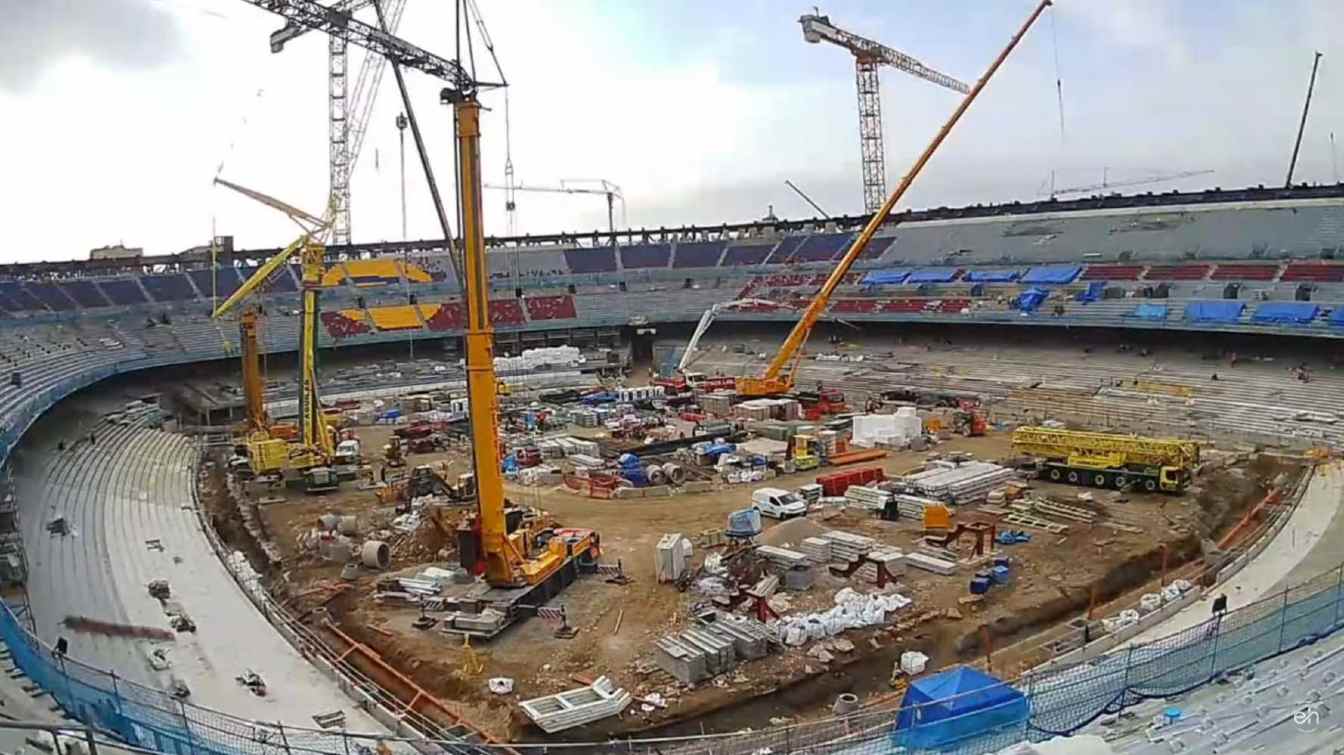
left=800, top=12, right=969, bottom=213
left=740, top=0, right=1054, bottom=398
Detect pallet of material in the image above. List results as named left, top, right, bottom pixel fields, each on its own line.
left=800, top=537, right=832, bottom=563
left=845, top=485, right=892, bottom=511
left=904, top=552, right=957, bottom=576
left=1002, top=511, right=1069, bottom=534
left=1027, top=499, right=1096, bottom=523
left=756, top=545, right=809, bottom=569
left=829, top=448, right=888, bottom=466
left=900, top=461, right=1017, bottom=503
left=707, top=617, right=772, bottom=659
left=894, top=493, right=942, bottom=520
left=655, top=637, right=709, bottom=684
left=679, top=628, right=737, bottom=675
left=519, top=676, right=633, bottom=733
left=818, top=530, right=876, bottom=563
left=855, top=547, right=906, bottom=583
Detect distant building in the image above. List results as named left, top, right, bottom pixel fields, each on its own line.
left=89, top=244, right=143, bottom=261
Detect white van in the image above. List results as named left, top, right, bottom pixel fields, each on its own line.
left=751, top=487, right=808, bottom=519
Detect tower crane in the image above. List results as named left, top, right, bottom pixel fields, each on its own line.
left=483, top=181, right=626, bottom=239
left=269, top=0, right=409, bottom=245
left=234, top=0, right=600, bottom=605
left=800, top=12, right=970, bottom=214
left=740, top=1, right=1053, bottom=399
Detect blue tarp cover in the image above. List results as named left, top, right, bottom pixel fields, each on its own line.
left=907, top=267, right=960, bottom=283
left=861, top=269, right=911, bottom=285
left=893, top=666, right=1028, bottom=749
left=1021, top=265, right=1082, bottom=284
left=1076, top=281, right=1105, bottom=303
left=1185, top=300, right=1245, bottom=323
left=1129, top=302, right=1169, bottom=320
left=963, top=269, right=1020, bottom=283
left=1331, top=307, right=1344, bottom=327
left=1252, top=301, right=1319, bottom=324
left=1014, top=287, right=1049, bottom=312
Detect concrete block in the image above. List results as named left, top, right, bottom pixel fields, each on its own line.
left=683, top=481, right=713, bottom=494
left=905, top=552, right=956, bottom=576
left=613, top=486, right=645, bottom=499
left=644, top=486, right=672, bottom=497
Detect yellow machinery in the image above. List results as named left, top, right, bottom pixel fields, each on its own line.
left=211, top=179, right=337, bottom=489
left=1011, top=426, right=1200, bottom=493
left=791, top=434, right=820, bottom=471
left=736, top=1, right=1053, bottom=398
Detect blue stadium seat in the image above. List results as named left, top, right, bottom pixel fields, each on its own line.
left=765, top=236, right=807, bottom=264
left=722, top=244, right=773, bottom=266
left=24, top=283, right=76, bottom=311
left=140, top=274, right=198, bottom=302
left=58, top=280, right=111, bottom=308
left=0, top=282, right=45, bottom=311
left=671, top=241, right=725, bottom=268
left=188, top=267, right=244, bottom=299
left=98, top=279, right=147, bottom=306
left=794, top=233, right=853, bottom=261
left=619, top=244, right=670, bottom=269
left=564, top=248, right=617, bottom=273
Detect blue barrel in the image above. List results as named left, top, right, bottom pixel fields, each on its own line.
left=969, top=577, right=991, bottom=595
left=991, top=565, right=1011, bottom=584
left=993, top=556, right=1011, bottom=570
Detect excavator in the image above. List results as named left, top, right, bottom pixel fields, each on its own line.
left=211, top=179, right=340, bottom=492
left=734, top=2, right=1052, bottom=400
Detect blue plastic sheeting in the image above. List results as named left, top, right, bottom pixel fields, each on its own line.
left=1021, top=265, right=1082, bottom=284
left=893, top=666, right=1028, bottom=749
left=1014, top=287, right=1049, bottom=312
left=1252, top=301, right=1319, bottom=324
left=963, top=269, right=1020, bottom=283
left=907, top=267, right=960, bottom=283
left=861, top=269, right=911, bottom=285
left=1076, top=281, right=1105, bottom=303
left=1332, top=308, right=1344, bottom=327
left=1128, top=302, right=1170, bottom=320
left=1185, top=300, right=1245, bottom=323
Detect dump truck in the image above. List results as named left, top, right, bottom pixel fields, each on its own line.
left=1011, top=426, right=1199, bottom=493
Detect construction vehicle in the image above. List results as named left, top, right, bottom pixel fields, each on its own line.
left=383, top=436, right=407, bottom=468
left=1011, top=426, right=1200, bottom=493
left=952, top=400, right=988, bottom=437
left=791, top=434, right=821, bottom=471
left=737, top=2, right=1052, bottom=399
left=211, top=178, right=341, bottom=492
left=796, top=386, right=849, bottom=420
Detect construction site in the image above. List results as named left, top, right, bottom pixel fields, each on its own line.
left=2, top=2, right=1343, bottom=754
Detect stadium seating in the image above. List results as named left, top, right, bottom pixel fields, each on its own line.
left=563, top=248, right=618, bottom=273
left=1211, top=263, right=1278, bottom=281
left=619, top=244, right=671, bottom=269
left=881, top=299, right=929, bottom=313
left=792, top=233, right=854, bottom=261
left=1081, top=265, right=1144, bottom=280
left=1144, top=264, right=1211, bottom=280
left=765, top=236, right=808, bottom=264
left=187, top=267, right=244, bottom=299
left=489, top=299, right=526, bottom=326
left=24, top=283, right=75, bottom=311
left=671, top=241, right=725, bottom=268
left=98, top=279, right=147, bottom=306
left=425, top=302, right=466, bottom=331
left=269, top=265, right=300, bottom=292
left=140, top=273, right=198, bottom=301
left=0, top=282, right=43, bottom=311
left=366, top=305, right=426, bottom=331
left=320, top=310, right=372, bottom=339
left=1281, top=263, right=1344, bottom=282
left=721, top=244, right=774, bottom=266
left=524, top=295, right=578, bottom=321
left=59, top=280, right=110, bottom=308
left=832, top=298, right=877, bottom=314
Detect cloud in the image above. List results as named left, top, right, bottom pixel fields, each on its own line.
left=0, top=0, right=184, bottom=93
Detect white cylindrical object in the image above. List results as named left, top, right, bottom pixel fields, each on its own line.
left=361, top=540, right=390, bottom=570
left=832, top=692, right=860, bottom=715
left=338, top=515, right=359, bottom=535
left=663, top=462, right=686, bottom=485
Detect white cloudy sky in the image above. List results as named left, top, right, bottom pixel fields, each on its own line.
left=0, top=0, right=1341, bottom=262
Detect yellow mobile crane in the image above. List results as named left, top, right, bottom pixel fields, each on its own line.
left=232, top=1, right=600, bottom=610
left=211, top=179, right=339, bottom=491
left=737, top=0, right=1054, bottom=399
left=1012, top=426, right=1200, bottom=493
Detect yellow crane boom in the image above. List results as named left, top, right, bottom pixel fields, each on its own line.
left=737, top=0, right=1054, bottom=398
left=1011, top=427, right=1200, bottom=470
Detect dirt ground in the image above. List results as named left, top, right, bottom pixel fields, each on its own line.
left=237, top=421, right=1291, bottom=741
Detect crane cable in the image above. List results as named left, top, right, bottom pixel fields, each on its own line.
left=1050, top=5, right=1065, bottom=144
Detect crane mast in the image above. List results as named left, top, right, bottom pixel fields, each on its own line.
left=740, top=1, right=1054, bottom=397
left=800, top=13, right=969, bottom=214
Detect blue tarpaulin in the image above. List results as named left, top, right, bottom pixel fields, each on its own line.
left=907, top=267, right=960, bottom=283
left=1331, top=308, right=1344, bottom=327
left=963, top=269, right=1020, bottom=283
left=1252, top=301, right=1319, bottom=324
left=861, top=269, right=911, bottom=285
left=1184, top=300, right=1245, bottom=323
left=1021, top=265, right=1082, bottom=284
left=1128, top=302, right=1169, bottom=320
left=1076, top=281, right=1105, bottom=303
left=1014, top=287, right=1049, bottom=312
left=893, top=667, right=1028, bottom=749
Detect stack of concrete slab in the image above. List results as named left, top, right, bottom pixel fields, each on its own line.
left=756, top=545, right=810, bottom=570
left=894, top=493, right=941, bottom=519
left=855, top=547, right=906, bottom=584
left=905, top=552, right=957, bottom=576
left=799, top=536, right=832, bottom=563
left=519, top=676, right=632, bottom=733
left=818, top=530, right=876, bottom=565
left=845, top=485, right=892, bottom=511
left=679, top=627, right=737, bottom=675
left=900, top=461, right=1017, bottom=504
left=708, top=617, right=772, bottom=660
left=654, top=636, right=710, bottom=684
left=699, top=392, right=734, bottom=416
left=781, top=565, right=816, bottom=591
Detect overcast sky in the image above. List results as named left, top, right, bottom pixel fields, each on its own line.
left=1, top=0, right=1340, bottom=263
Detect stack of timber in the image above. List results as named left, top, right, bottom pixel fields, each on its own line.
left=900, top=461, right=1017, bottom=504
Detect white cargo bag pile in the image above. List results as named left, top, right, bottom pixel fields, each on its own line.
left=774, top=587, right=911, bottom=646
